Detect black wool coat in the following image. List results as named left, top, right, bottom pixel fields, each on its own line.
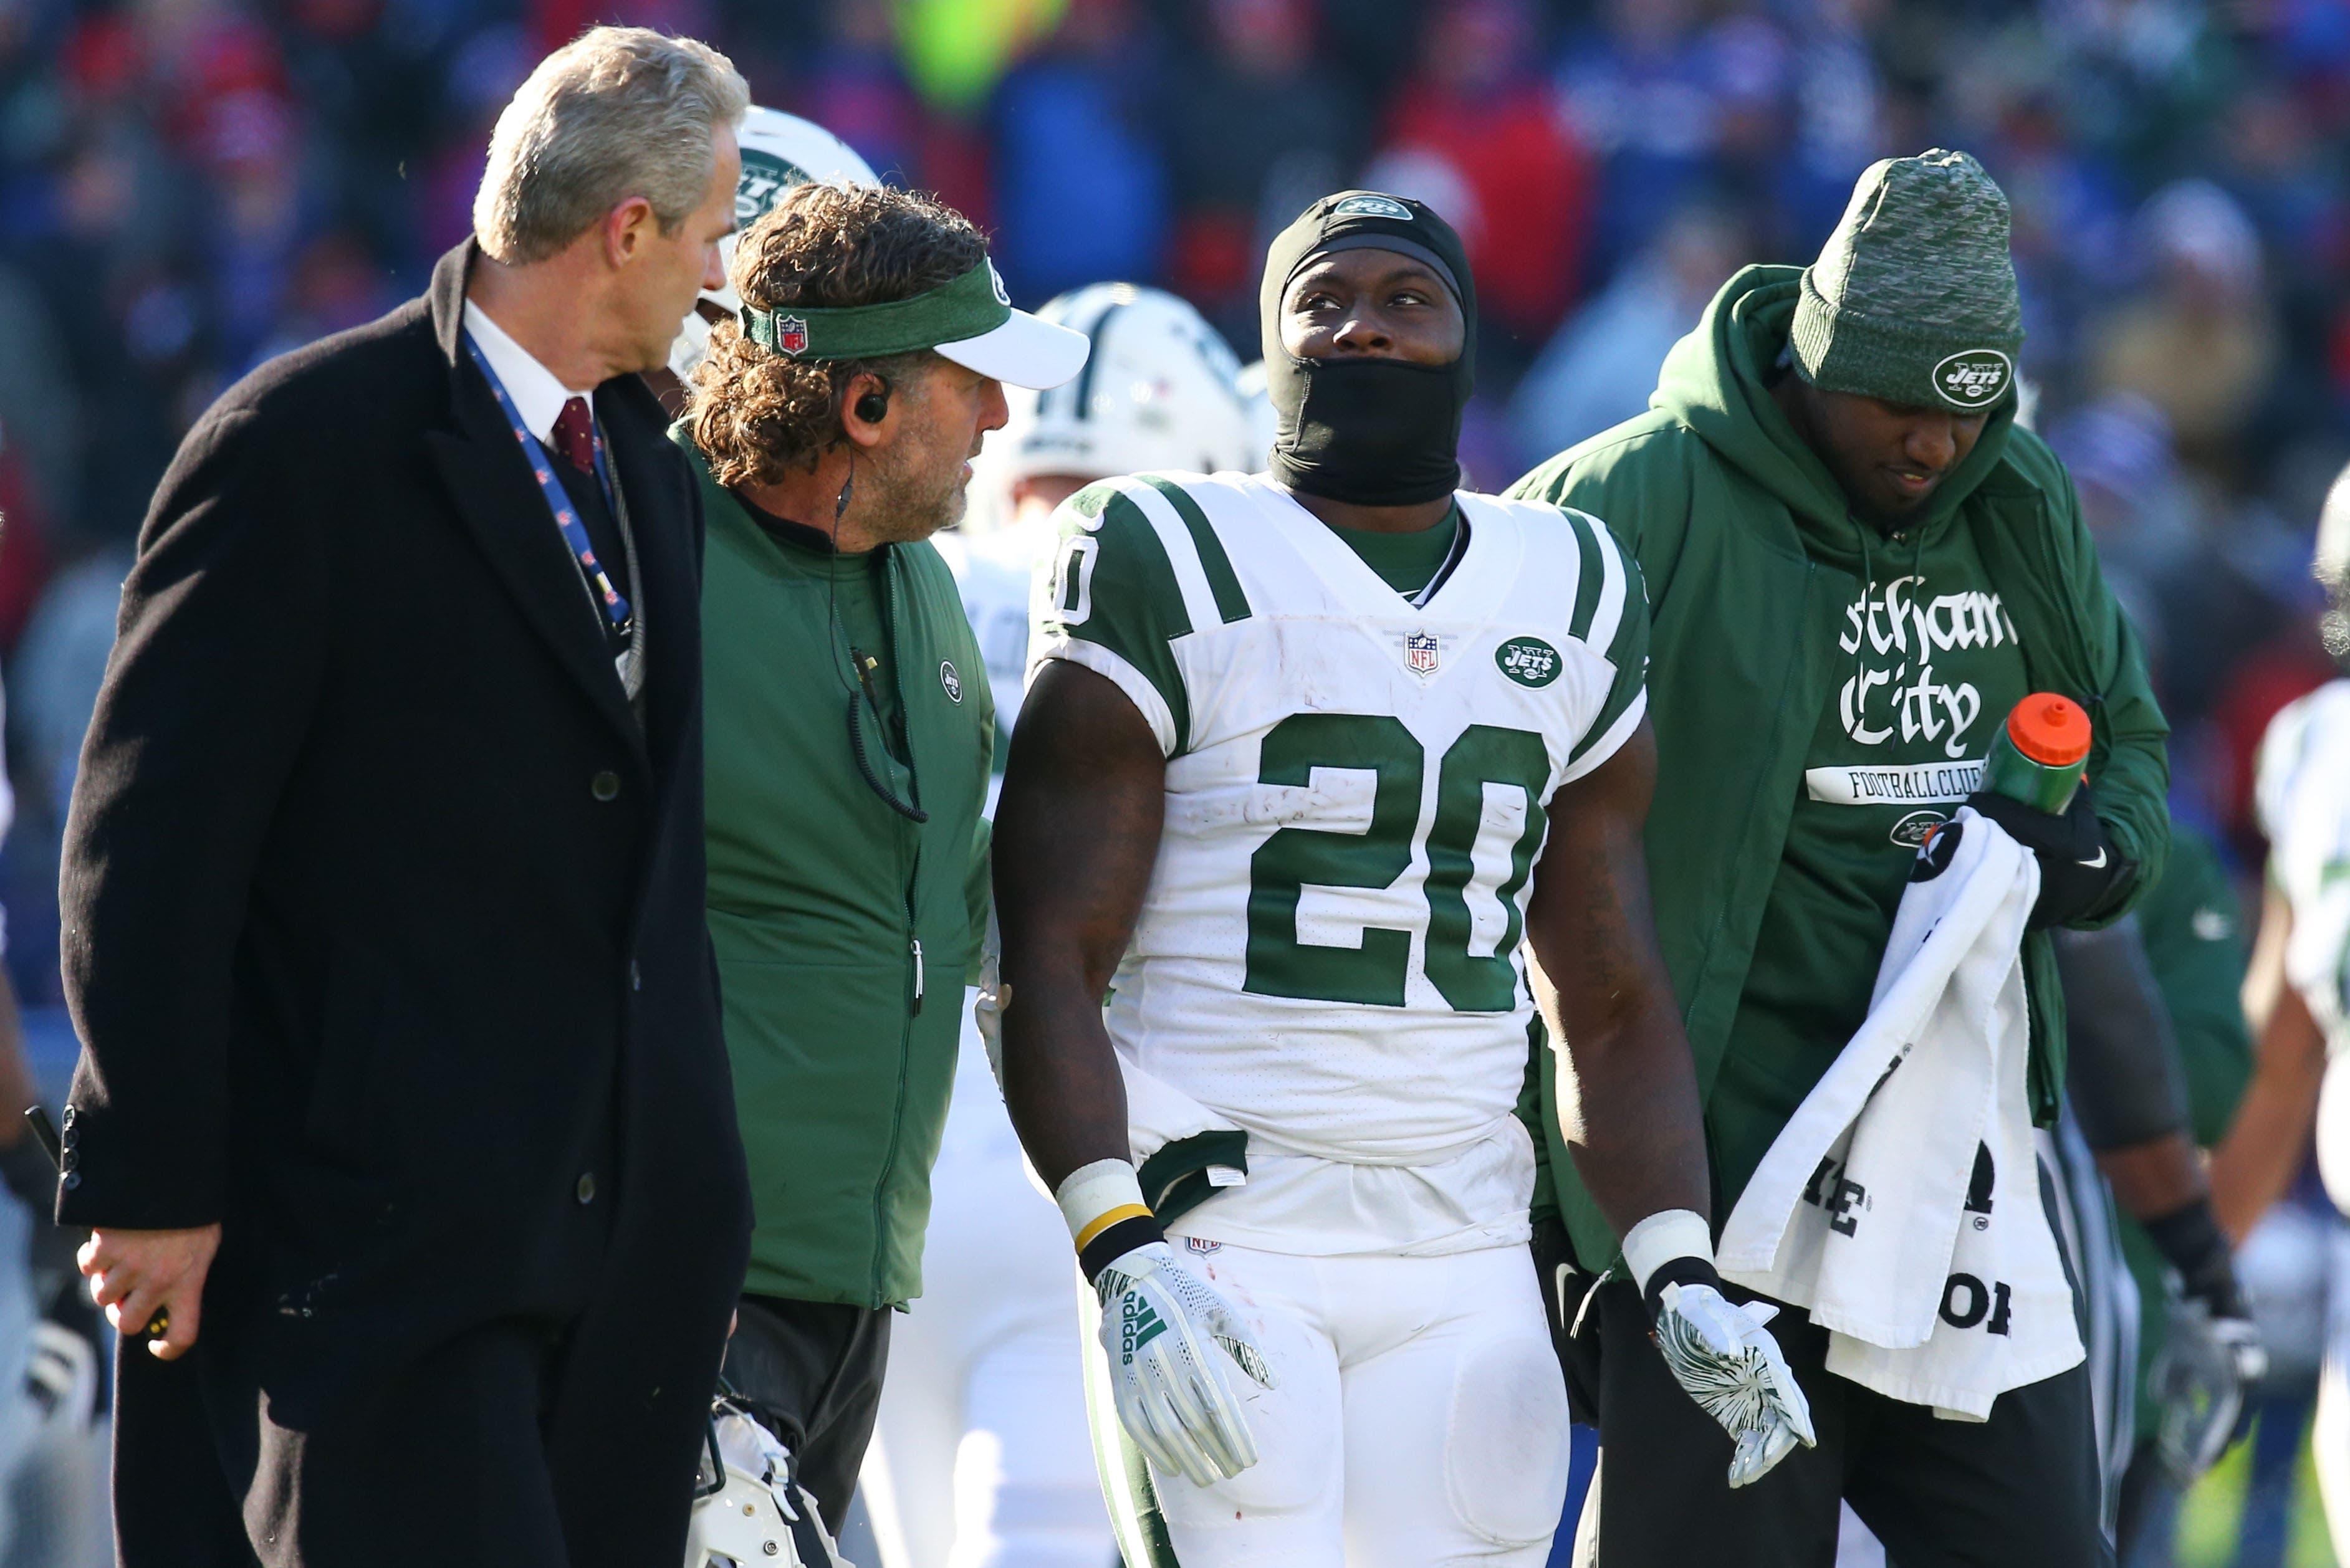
left=56, top=242, right=752, bottom=1564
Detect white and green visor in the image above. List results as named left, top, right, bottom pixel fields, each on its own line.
left=742, top=257, right=1086, bottom=391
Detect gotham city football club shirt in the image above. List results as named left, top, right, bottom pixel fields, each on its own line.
left=1715, top=532, right=2031, bottom=1208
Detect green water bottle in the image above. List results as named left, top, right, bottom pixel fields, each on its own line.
left=1981, top=692, right=2091, bottom=813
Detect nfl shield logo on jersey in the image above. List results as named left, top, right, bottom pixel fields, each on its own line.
left=776, top=315, right=810, bottom=356
left=1403, top=629, right=1441, bottom=676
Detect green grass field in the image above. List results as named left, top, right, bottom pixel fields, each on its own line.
left=2174, top=1419, right=2335, bottom=1567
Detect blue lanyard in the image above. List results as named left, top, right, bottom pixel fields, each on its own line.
left=462, top=333, right=634, bottom=637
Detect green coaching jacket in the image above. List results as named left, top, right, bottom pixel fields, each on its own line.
left=681, top=425, right=994, bottom=1309
left=1507, top=265, right=2170, bottom=1271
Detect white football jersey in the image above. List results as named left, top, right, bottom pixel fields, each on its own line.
left=1029, top=471, right=1647, bottom=1252
left=934, top=519, right=1051, bottom=818
left=2257, top=679, right=2350, bottom=1053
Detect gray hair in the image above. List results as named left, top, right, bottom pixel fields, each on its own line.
left=474, top=27, right=749, bottom=265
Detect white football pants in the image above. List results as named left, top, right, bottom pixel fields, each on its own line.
left=860, top=1003, right=1114, bottom=1568
left=1100, top=1236, right=1571, bottom=1567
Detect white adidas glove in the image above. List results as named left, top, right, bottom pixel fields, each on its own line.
left=2153, top=1296, right=2266, bottom=1484
left=1624, top=1208, right=1814, bottom=1489
left=1094, top=1241, right=1277, bottom=1487
left=1653, top=1281, right=1816, bottom=1488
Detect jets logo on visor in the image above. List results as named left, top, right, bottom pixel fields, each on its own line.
left=989, top=263, right=1010, bottom=307
left=1331, top=194, right=1413, bottom=221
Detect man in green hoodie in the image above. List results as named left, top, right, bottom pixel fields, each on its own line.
left=1510, top=150, right=2169, bottom=1565
left=674, top=180, right=1087, bottom=1532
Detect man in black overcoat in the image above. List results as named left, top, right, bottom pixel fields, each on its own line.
left=52, top=27, right=755, bottom=1567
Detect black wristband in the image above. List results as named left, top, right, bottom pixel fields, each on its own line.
left=2142, top=1197, right=2243, bottom=1316
left=1078, top=1213, right=1165, bottom=1285
left=1643, top=1254, right=1724, bottom=1324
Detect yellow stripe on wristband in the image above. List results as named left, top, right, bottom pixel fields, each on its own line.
left=1074, top=1203, right=1155, bottom=1252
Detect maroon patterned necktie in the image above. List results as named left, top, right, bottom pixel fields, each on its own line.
left=550, top=396, right=595, bottom=472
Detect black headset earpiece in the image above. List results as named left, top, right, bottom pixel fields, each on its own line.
left=853, top=379, right=890, bottom=427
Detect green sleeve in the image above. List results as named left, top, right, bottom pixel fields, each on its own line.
left=1030, top=480, right=1196, bottom=756
left=2057, top=462, right=2172, bottom=923
left=2135, top=826, right=2253, bottom=1144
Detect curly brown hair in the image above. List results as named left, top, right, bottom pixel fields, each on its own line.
left=688, top=182, right=987, bottom=487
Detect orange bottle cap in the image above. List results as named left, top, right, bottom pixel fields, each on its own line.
left=2006, top=694, right=2092, bottom=768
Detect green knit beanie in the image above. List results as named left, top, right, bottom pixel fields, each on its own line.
left=1791, top=148, right=2024, bottom=414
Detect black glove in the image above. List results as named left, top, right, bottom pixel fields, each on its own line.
left=2144, top=1198, right=2251, bottom=1324
left=1962, top=780, right=2136, bottom=929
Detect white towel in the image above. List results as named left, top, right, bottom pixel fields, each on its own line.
left=1719, top=807, right=2083, bottom=1420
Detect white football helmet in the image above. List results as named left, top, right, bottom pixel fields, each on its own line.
left=1234, top=359, right=1278, bottom=467
left=684, top=1403, right=851, bottom=1568
left=669, top=107, right=880, bottom=380
left=994, top=284, right=1259, bottom=492
left=2321, top=461, right=2349, bottom=660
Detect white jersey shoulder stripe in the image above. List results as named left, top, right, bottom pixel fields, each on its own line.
left=1108, top=475, right=1227, bottom=639
left=1050, top=639, right=1179, bottom=756
left=1560, top=687, right=1649, bottom=786
left=1568, top=505, right=1632, bottom=659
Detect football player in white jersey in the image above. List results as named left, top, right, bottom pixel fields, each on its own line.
left=2209, top=461, right=2350, bottom=1534
left=992, top=192, right=1813, bottom=1568
left=863, top=287, right=1260, bottom=1568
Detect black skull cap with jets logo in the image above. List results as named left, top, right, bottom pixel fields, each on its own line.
left=1258, top=190, right=1478, bottom=506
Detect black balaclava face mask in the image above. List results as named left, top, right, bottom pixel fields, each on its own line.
left=1261, top=191, right=1477, bottom=507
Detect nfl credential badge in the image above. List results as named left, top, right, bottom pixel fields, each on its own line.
left=775, top=315, right=810, bottom=356
left=939, top=660, right=964, bottom=702
left=1403, top=629, right=1441, bottom=677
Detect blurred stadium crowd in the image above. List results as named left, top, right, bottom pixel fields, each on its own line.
left=0, top=0, right=2343, bottom=1554
left=5, top=0, right=2348, bottom=1009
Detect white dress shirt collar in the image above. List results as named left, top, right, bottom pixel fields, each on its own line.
left=462, top=299, right=593, bottom=443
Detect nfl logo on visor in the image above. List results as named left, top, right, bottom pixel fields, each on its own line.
left=1404, top=630, right=1441, bottom=676
left=776, top=316, right=810, bottom=356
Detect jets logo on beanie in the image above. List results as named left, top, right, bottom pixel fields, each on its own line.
left=1791, top=149, right=2024, bottom=414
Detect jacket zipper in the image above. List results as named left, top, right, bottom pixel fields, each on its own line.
left=869, top=548, right=919, bottom=1306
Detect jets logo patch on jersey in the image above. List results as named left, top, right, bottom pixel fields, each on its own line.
left=1495, top=636, right=1561, bottom=689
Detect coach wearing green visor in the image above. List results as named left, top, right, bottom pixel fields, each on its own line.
left=674, top=181, right=1086, bottom=1532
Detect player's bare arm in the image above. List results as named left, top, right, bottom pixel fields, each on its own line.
left=994, top=657, right=1275, bottom=1489
left=1525, top=715, right=1814, bottom=1486
left=2210, top=884, right=2329, bottom=1241
left=1522, top=719, right=1710, bottom=1231
left=994, top=658, right=1164, bottom=1188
